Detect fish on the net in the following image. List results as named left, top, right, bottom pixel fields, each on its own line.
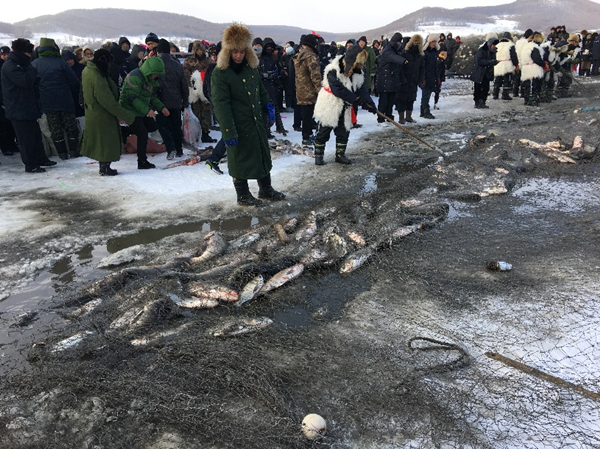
left=261, top=263, right=305, bottom=293
left=339, top=247, right=375, bottom=274
left=190, top=231, right=227, bottom=264
left=210, top=317, right=273, bottom=337
left=235, top=275, right=265, bottom=307
left=187, top=283, right=239, bottom=302
left=51, top=331, right=95, bottom=353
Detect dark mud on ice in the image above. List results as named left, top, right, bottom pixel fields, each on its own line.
left=1, top=80, right=600, bottom=448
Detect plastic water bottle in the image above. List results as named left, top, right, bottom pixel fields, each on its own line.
left=486, top=261, right=513, bottom=271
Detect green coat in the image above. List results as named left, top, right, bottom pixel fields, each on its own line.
left=119, top=57, right=165, bottom=116
left=80, top=62, right=136, bottom=162
left=211, top=61, right=273, bottom=180
left=363, top=45, right=377, bottom=89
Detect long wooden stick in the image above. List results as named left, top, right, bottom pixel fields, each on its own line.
left=375, top=110, right=446, bottom=157
left=485, top=351, right=600, bottom=401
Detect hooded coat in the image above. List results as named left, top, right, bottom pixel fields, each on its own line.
left=211, top=23, right=273, bottom=180
left=398, top=35, right=424, bottom=103
left=1, top=51, right=41, bottom=121
left=31, top=40, right=80, bottom=113
left=80, top=61, right=136, bottom=162
left=470, top=38, right=498, bottom=84
left=119, top=57, right=166, bottom=116
left=376, top=33, right=406, bottom=93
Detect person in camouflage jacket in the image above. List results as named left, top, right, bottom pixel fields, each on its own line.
left=292, top=34, right=321, bottom=145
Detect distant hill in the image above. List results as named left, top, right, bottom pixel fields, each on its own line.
left=11, top=9, right=337, bottom=46
left=3, top=0, right=599, bottom=48
left=362, top=0, right=600, bottom=41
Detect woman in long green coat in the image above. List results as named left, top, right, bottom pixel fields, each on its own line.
left=211, top=23, right=286, bottom=206
left=80, top=49, right=136, bottom=176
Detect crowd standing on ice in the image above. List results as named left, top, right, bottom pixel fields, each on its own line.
left=0, top=24, right=595, bottom=202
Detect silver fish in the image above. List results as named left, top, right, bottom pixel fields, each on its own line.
left=295, top=212, right=317, bottom=241
left=391, top=224, right=419, bottom=239
left=340, top=248, right=375, bottom=274
left=262, top=263, right=305, bottom=293
left=346, top=231, right=367, bottom=247
left=300, top=248, right=330, bottom=266
left=71, top=298, right=103, bottom=318
left=109, top=306, right=145, bottom=331
left=211, top=317, right=273, bottom=338
left=235, top=275, right=265, bottom=307
left=190, top=231, right=227, bottom=264
left=188, top=283, right=239, bottom=302
left=164, top=291, right=220, bottom=309
left=52, top=331, right=95, bottom=353
left=130, top=323, right=192, bottom=346
left=229, top=232, right=261, bottom=251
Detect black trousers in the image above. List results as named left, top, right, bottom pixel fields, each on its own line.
left=10, top=119, right=48, bottom=170
left=129, top=116, right=159, bottom=162
left=315, top=113, right=350, bottom=146
left=156, top=108, right=183, bottom=154
left=301, top=104, right=315, bottom=140
left=420, top=86, right=434, bottom=109
left=208, top=139, right=227, bottom=163
left=0, top=111, right=18, bottom=152
left=377, top=92, right=397, bottom=121
left=473, top=81, right=490, bottom=102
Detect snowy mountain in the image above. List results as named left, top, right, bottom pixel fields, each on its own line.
left=1, top=0, right=598, bottom=48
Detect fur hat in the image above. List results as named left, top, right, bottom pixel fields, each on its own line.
left=11, top=38, right=29, bottom=53
left=532, top=32, right=544, bottom=44
left=156, top=38, right=171, bottom=54
left=191, top=40, right=206, bottom=55
left=301, top=34, right=318, bottom=53
left=145, top=32, right=159, bottom=44
left=406, top=34, right=424, bottom=55
left=424, top=34, right=439, bottom=51
left=567, top=34, right=580, bottom=45
left=342, top=45, right=367, bottom=77
left=217, top=23, right=258, bottom=70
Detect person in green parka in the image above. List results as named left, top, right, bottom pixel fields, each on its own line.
left=211, top=23, right=286, bottom=207
left=119, top=56, right=169, bottom=169
left=80, top=49, right=136, bottom=176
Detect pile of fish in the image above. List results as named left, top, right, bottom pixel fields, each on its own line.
left=519, top=136, right=598, bottom=163
left=269, top=138, right=315, bottom=157
left=45, top=197, right=450, bottom=353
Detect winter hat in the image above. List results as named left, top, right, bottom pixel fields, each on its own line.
left=118, top=36, right=130, bottom=48
left=424, top=34, right=439, bottom=50
left=156, top=38, right=171, bottom=54
left=61, top=50, right=76, bottom=62
left=145, top=32, right=160, bottom=44
left=252, top=37, right=263, bottom=47
left=532, top=32, right=544, bottom=44
left=11, top=38, right=29, bottom=53
left=217, top=23, right=258, bottom=70
left=390, top=32, right=403, bottom=45
left=346, top=38, right=357, bottom=46
left=567, top=34, right=580, bottom=45
left=130, top=44, right=144, bottom=57
left=262, top=37, right=275, bottom=50
left=524, top=29, right=533, bottom=39
left=39, top=37, right=57, bottom=49
left=0, top=46, right=10, bottom=54
left=342, top=44, right=367, bottom=77
left=93, top=48, right=112, bottom=77
left=301, top=34, right=318, bottom=52
left=500, top=31, right=512, bottom=41
left=358, top=35, right=367, bottom=44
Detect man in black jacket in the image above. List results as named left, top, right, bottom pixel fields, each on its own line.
left=156, top=39, right=189, bottom=160
left=470, top=37, right=499, bottom=109
left=375, top=33, right=406, bottom=123
left=1, top=39, right=57, bottom=172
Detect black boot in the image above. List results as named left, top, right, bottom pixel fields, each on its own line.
left=335, top=143, right=351, bottom=164
left=501, top=90, right=512, bottom=100
left=99, top=162, right=118, bottom=176
left=474, top=100, right=481, bottom=109
left=397, top=110, right=406, bottom=124
left=233, top=179, right=263, bottom=206
left=420, top=106, right=425, bottom=117
left=314, top=142, right=325, bottom=166
left=68, top=138, right=81, bottom=158
left=480, top=100, right=489, bottom=109
left=138, top=159, right=156, bottom=169
left=405, top=110, right=416, bottom=123
left=201, top=131, right=217, bottom=143
left=422, top=107, right=436, bottom=119
left=492, top=86, right=500, bottom=100
left=258, top=174, right=286, bottom=201
left=55, top=140, right=69, bottom=160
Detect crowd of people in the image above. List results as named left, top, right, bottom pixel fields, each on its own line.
left=0, top=24, right=595, bottom=204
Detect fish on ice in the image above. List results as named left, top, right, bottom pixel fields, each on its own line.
left=211, top=317, right=273, bottom=338
left=235, top=275, right=265, bottom=307
left=261, top=263, right=305, bottom=293
left=187, top=283, right=239, bottom=302
left=190, top=231, right=227, bottom=264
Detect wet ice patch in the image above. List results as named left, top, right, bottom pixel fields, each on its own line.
left=512, top=178, right=600, bottom=215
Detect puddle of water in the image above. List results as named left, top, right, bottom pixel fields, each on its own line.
left=512, top=178, right=600, bottom=215
left=360, top=160, right=436, bottom=195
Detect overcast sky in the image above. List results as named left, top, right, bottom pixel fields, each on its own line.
left=4, top=1, right=524, bottom=33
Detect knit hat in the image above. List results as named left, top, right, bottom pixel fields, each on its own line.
left=252, top=37, right=263, bottom=47
left=11, top=38, right=29, bottom=53
left=346, top=38, right=357, bottom=46
left=524, top=29, right=533, bottom=39
left=93, top=48, right=112, bottom=77
left=156, top=38, right=171, bottom=54
left=145, top=32, right=160, bottom=44
left=0, top=46, right=10, bottom=54
left=358, top=35, right=367, bottom=44
left=61, top=50, right=76, bottom=61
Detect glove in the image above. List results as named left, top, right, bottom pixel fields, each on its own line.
left=362, top=102, right=377, bottom=114
left=224, top=138, right=239, bottom=147
left=264, top=103, right=276, bottom=127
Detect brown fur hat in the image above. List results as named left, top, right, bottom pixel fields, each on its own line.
left=342, top=45, right=368, bottom=77
left=406, top=34, right=424, bottom=55
left=567, top=33, right=580, bottom=45
left=217, top=23, right=258, bottom=70
left=532, top=32, right=544, bottom=44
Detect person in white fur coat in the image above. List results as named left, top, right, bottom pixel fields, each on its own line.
left=312, top=45, right=377, bottom=166
left=493, top=32, right=518, bottom=101
left=519, top=32, right=546, bottom=106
